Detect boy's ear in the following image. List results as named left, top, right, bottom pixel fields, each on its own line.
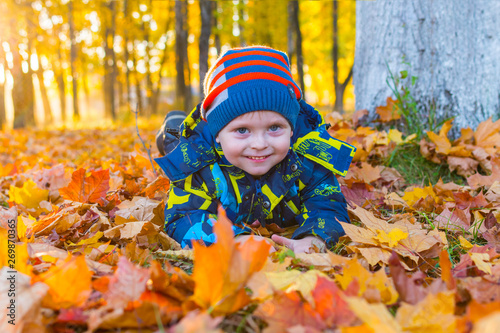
left=290, top=130, right=293, bottom=137
left=215, top=135, right=220, bottom=143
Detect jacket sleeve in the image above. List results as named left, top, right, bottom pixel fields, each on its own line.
left=292, top=159, right=350, bottom=247
left=164, top=169, right=251, bottom=248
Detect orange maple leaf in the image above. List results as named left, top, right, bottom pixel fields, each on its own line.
left=376, top=97, right=401, bottom=122
left=34, top=254, right=93, bottom=309
left=190, top=206, right=271, bottom=315
left=59, top=168, right=110, bottom=204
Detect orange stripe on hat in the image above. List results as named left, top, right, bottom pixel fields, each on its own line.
left=203, top=72, right=301, bottom=114
left=208, top=60, right=293, bottom=92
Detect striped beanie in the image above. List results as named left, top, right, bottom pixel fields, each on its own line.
left=202, top=46, right=302, bottom=136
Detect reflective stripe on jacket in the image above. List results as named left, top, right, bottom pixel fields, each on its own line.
left=154, top=100, right=356, bottom=248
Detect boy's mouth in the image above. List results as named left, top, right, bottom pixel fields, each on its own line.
left=246, top=155, right=270, bottom=161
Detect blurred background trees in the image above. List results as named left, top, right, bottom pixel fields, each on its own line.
left=0, top=0, right=356, bottom=129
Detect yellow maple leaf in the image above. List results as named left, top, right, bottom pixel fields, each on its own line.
left=336, top=258, right=398, bottom=305
left=373, top=228, right=408, bottom=247
left=388, top=129, right=403, bottom=144
left=458, top=236, right=473, bottom=250
left=396, top=292, right=456, bottom=332
left=9, top=179, right=49, bottom=209
left=470, top=253, right=492, bottom=275
left=402, top=186, right=437, bottom=206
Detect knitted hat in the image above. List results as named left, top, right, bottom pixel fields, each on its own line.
left=202, top=46, right=302, bottom=136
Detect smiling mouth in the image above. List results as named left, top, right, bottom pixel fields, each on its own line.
left=247, top=155, right=270, bottom=160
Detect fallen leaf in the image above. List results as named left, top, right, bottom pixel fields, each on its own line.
left=376, top=97, right=400, bottom=122
left=395, top=292, right=456, bottom=333
left=190, top=207, right=271, bottom=315
left=9, top=179, right=49, bottom=209
left=34, top=254, right=93, bottom=309
left=60, top=168, right=110, bottom=204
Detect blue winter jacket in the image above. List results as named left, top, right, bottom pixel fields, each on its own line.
left=154, top=100, right=356, bottom=249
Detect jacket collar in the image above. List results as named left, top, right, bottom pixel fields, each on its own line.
left=155, top=101, right=356, bottom=182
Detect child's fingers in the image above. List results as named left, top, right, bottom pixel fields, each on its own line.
left=271, top=234, right=294, bottom=249
left=250, top=220, right=261, bottom=227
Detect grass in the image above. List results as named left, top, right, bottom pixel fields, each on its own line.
left=386, top=143, right=466, bottom=186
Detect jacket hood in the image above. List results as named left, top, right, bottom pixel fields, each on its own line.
left=155, top=101, right=356, bottom=182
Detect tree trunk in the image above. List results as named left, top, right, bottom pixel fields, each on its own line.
left=175, top=0, right=191, bottom=111
left=54, top=26, right=66, bottom=123
left=332, top=1, right=353, bottom=113
left=289, top=1, right=305, bottom=95
left=212, top=1, right=221, bottom=57
left=103, top=0, right=116, bottom=120
left=287, top=1, right=295, bottom=64
left=142, top=5, right=153, bottom=115
left=11, top=38, right=35, bottom=129
left=354, top=0, right=500, bottom=132
left=68, top=0, right=79, bottom=119
left=199, top=0, right=212, bottom=99
left=152, top=2, right=173, bottom=115
left=0, top=45, right=6, bottom=129
left=238, top=4, right=246, bottom=46
left=35, top=60, right=53, bottom=125
left=123, top=0, right=132, bottom=112
left=132, top=51, right=143, bottom=114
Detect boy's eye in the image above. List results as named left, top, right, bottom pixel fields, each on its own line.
left=269, top=125, right=281, bottom=131
left=236, top=128, right=248, bottom=134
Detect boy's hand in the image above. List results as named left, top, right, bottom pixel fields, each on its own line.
left=271, top=235, right=326, bottom=254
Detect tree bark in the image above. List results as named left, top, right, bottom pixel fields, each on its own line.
left=332, top=1, right=353, bottom=113
left=175, top=0, right=191, bottom=111
left=287, top=1, right=295, bottom=64
left=35, top=55, right=53, bottom=125
left=0, top=43, right=6, bottom=129
left=199, top=0, right=212, bottom=99
left=212, top=1, right=221, bottom=57
left=152, top=2, right=173, bottom=115
left=123, top=0, right=131, bottom=112
left=354, top=0, right=500, bottom=132
left=54, top=25, right=66, bottom=123
left=68, top=0, right=79, bottom=119
left=103, top=0, right=116, bottom=120
left=289, top=1, right=305, bottom=95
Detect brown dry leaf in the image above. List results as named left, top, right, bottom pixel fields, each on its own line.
left=376, top=97, right=400, bottom=122
left=468, top=157, right=500, bottom=188
left=474, top=118, right=500, bottom=155
left=342, top=206, right=445, bottom=267
left=434, top=207, right=470, bottom=232
left=447, top=156, right=479, bottom=177
left=0, top=268, right=49, bottom=333
left=114, top=196, right=164, bottom=226
left=105, top=256, right=150, bottom=308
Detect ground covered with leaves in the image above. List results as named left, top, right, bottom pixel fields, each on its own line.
left=1, top=114, right=500, bottom=332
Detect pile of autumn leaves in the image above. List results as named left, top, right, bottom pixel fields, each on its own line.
left=0, top=113, right=500, bottom=332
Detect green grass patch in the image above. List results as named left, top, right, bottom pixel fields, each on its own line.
left=386, top=143, right=466, bottom=186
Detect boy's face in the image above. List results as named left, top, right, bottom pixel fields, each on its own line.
left=216, top=111, right=293, bottom=177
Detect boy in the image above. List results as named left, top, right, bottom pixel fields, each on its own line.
left=155, top=46, right=355, bottom=253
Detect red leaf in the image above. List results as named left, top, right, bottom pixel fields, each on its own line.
left=60, top=168, right=110, bottom=204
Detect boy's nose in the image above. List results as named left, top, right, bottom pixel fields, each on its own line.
left=251, top=134, right=269, bottom=149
